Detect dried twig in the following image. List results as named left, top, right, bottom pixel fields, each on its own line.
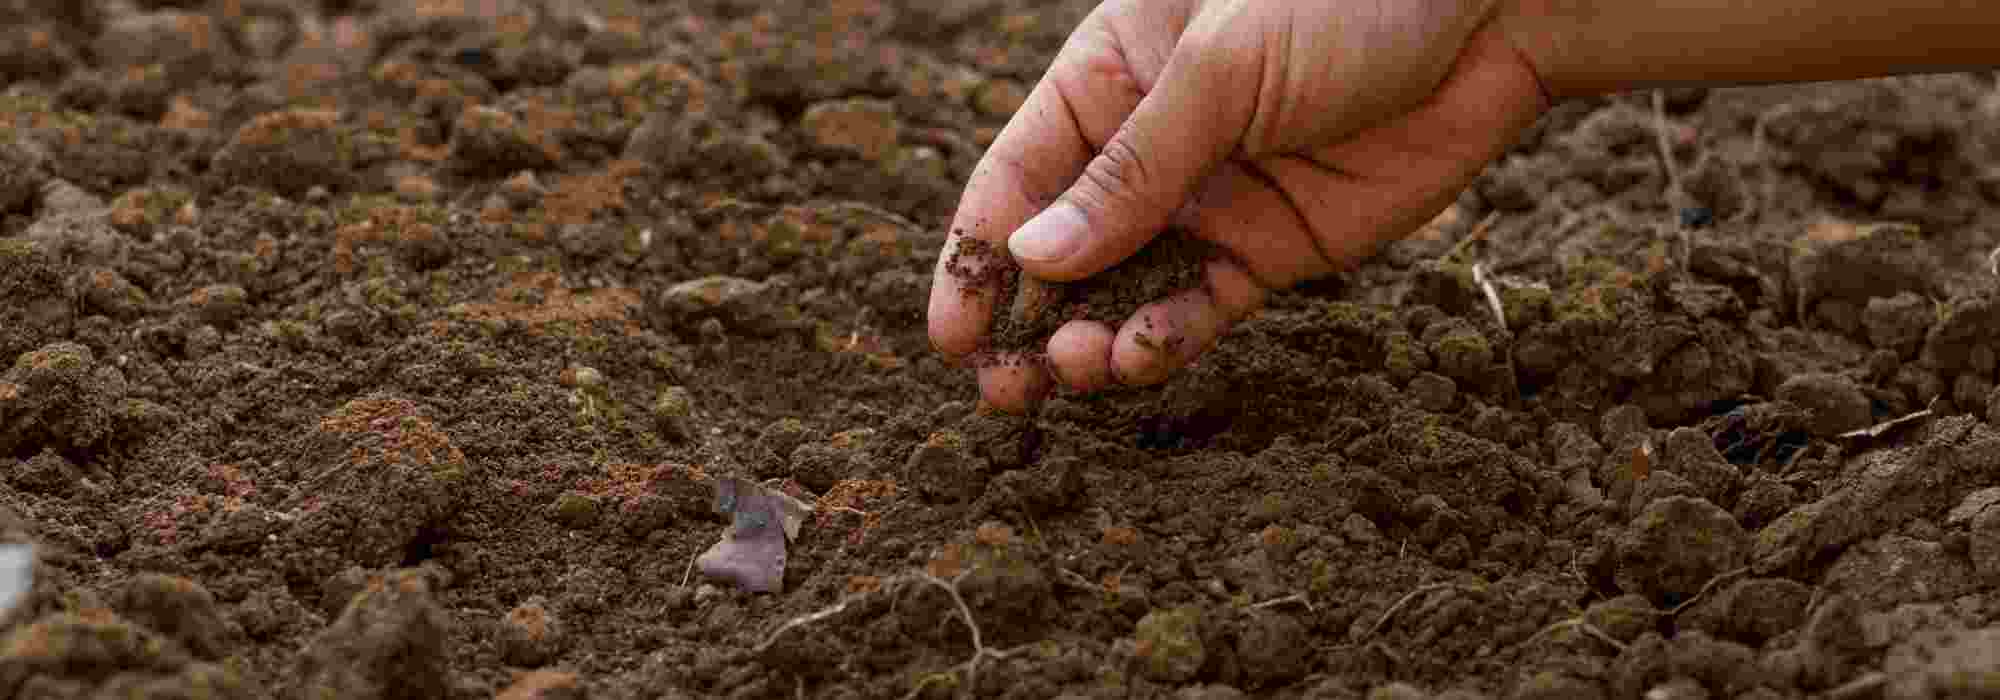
left=901, top=571, right=1029, bottom=700
left=1514, top=616, right=1629, bottom=654
left=1837, top=397, right=1938, bottom=442
left=755, top=595, right=859, bottom=655
left=1247, top=593, right=1314, bottom=612
left=1826, top=671, right=1887, bottom=700
left=1651, top=89, right=1700, bottom=275
left=1670, top=566, right=1750, bottom=616
left=1444, top=211, right=1502, bottom=263
left=1363, top=582, right=1483, bottom=640
left=1055, top=568, right=1101, bottom=592
left=1652, top=90, right=1686, bottom=208
left=1472, top=263, right=1506, bottom=329
left=682, top=533, right=723, bottom=588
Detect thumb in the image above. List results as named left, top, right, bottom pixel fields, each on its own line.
left=1007, top=19, right=1252, bottom=281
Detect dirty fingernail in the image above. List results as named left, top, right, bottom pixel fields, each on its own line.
left=1009, top=203, right=1085, bottom=262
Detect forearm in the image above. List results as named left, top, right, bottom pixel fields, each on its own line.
left=1497, top=0, right=2000, bottom=100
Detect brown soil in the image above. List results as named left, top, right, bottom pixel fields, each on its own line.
left=2, top=2, right=2000, bottom=699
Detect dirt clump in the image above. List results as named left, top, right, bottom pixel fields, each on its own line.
left=0, top=241, right=72, bottom=361
left=289, top=567, right=451, bottom=700
left=957, top=227, right=1214, bottom=357
left=0, top=341, right=123, bottom=457
left=210, top=108, right=364, bottom=197
left=273, top=393, right=473, bottom=587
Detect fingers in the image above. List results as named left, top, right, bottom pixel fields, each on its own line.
left=1008, top=5, right=1258, bottom=283
left=926, top=5, right=1168, bottom=360
left=925, top=77, right=1093, bottom=358
left=1044, top=257, right=1268, bottom=393
left=976, top=355, right=1053, bottom=415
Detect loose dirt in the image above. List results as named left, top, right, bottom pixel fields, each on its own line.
left=2, top=1, right=1999, bottom=699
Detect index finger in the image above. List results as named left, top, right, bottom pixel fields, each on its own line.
left=926, top=16, right=1157, bottom=358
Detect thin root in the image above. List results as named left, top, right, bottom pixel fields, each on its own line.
left=683, top=532, right=723, bottom=588
left=1515, top=616, right=1629, bottom=654
left=900, top=571, right=1027, bottom=700
left=1669, top=566, right=1750, bottom=616
left=1363, top=582, right=1484, bottom=640
left=755, top=595, right=859, bottom=656
left=1473, top=263, right=1506, bottom=329
left=1444, top=210, right=1502, bottom=264
left=1247, top=593, right=1314, bottom=612
left=1826, top=671, right=1887, bottom=700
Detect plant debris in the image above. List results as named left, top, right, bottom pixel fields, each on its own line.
left=697, top=476, right=813, bottom=593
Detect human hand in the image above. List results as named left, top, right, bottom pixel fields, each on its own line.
left=927, top=0, right=1550, bottom=413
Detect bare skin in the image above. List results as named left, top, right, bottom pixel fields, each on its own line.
left=929, top=0, right=2000, bottom=414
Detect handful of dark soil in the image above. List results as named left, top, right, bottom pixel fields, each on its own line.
left=946, top=228, right=1215, bottom=360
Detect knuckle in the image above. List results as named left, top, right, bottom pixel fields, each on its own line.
left=1071, top=136, right=1154, bottom=217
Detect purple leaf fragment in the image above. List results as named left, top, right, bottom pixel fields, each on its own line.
left=698, top=477, right=812, bottom=593
left=697, top=521, right=787, bottom=593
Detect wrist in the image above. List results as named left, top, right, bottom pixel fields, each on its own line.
left=1488, top=0, right=2000, bottom=102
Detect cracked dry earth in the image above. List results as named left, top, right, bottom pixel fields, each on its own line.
left=3, top=1, right=2000, bottom=699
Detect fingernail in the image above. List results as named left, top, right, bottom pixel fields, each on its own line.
left=1009, top=203, right=1085, bottom=262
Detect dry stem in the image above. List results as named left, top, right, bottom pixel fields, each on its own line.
left=1362, top=582, right=1485, bottom=640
